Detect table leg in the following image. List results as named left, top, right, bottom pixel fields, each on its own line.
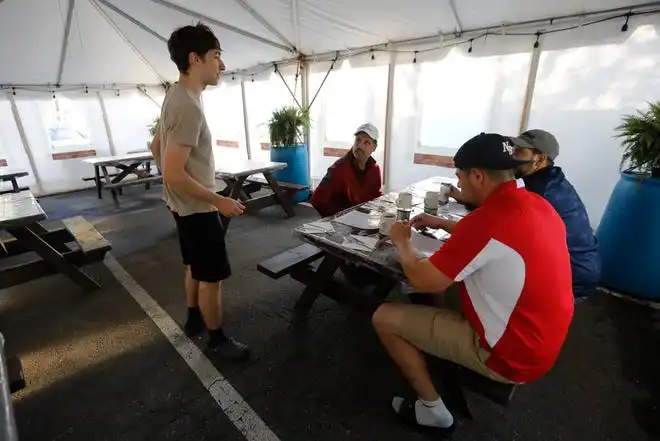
left=228, top=176, right=248, bottom=200
left=94, top=165, right=102, bottom=199
left=7, top=225, right=100, bottom=292
left=293, top=254, right=341, bottom=314
left=10, top=178, right=18, bottom=192
left=262, top=172, right=295, bottom=218
left=100, top=166, right=118, bottom=205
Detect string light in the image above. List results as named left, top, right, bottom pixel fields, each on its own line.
left=231, top=74, right=235, bottom=80
left=115, top=89, right=119, bottom=96
left=84, top=86, right=88, bottom=94
left=11, top=87, right=15, bottom=96
left=621, top=13, right=630, bottom=32
left=534, top=32, right=541, bottom=49
left=413, top=51, right=418, bottom=63
left=251, top=74, right=254, bottom=82
left=370, top=49, right=375, bottom=60
left=468, top=39, right=473, bottom=53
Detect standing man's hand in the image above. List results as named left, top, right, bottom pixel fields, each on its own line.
left=214, top=195, right=245, bottom=217
left=389, top=221, right=411, bottom=247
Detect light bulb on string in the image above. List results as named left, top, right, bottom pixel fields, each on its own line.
left=231, top=74, right=235, bottom=80
left=468, top=39, right=473, bottom=54
left=413, top=51, right=418, bottom=63
left=621, top=13, right=630, bottom=32
left=116, top=89, right=120, bottom=97
left=84, top=86, right=88, bottom=94
left=370, top=49, right=375, bottom=60
left=534, top=32, right=540, bottom=49
left=12, top=87, right=16, bottom=96
left=251, top=74, right=254, bottom=82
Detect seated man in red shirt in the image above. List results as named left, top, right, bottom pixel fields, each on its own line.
left=372, top=133, right=575, bottom=433
left=310, top=123, right=383, bottom=217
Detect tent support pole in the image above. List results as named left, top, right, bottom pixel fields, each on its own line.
left=137, top=86, right=161, bottom=108
left=292, top=0, right=301, bottom=51
left=56, top=0, right=75, bottom=85
left=90, top=0, right=167, bottom=84
left=240, top=81, right=252, bottom=160
left=7, top=92, right=42, bottom=192
left=97, top=92, right=117, bottom=156
left=232, top=0, right=295, bottom=50
left=301, top=60, right=311, bottom=187
left=382, top=55, right=396, bottom=189
left=95, top=0, right=168, bottom=43
left=150, top=0, right=292, bottom=53
left=519, top=37, right=543, bottom=134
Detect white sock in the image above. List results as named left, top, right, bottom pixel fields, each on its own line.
left=416, top=397, right=454, bottom=428
left=392, top=396, right=454, bottom=428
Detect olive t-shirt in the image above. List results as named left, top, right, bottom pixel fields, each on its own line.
left=159, top=82, right=216, bottom=216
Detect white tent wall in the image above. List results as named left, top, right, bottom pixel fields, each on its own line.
left=0, top=95, right=37, bottom=193
left=527, top=14, right=660, bottom=225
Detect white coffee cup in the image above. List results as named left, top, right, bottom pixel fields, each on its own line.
left=424, top=191, right=440, bottom=213
left=397, top=191, right=413, bottom=209
left=379, top=212, right=397, bottom=235
left=439, top=183, right=451, bottom=204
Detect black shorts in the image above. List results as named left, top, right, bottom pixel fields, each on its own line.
left=171, top=210, right=231, bottom=283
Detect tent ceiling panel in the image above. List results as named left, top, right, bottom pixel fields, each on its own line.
left=107, top=0, right=292, bottom=75
left=454, top=0, right=656, bottom=30
left=0, top=0, right=65, bottom=84
left=60, top=0, right=163, bottom=85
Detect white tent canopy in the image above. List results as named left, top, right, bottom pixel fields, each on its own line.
left=0, top=0, right=658, bottom=86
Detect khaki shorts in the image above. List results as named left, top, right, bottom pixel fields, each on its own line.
left=398, top=303, right=512, bottom=384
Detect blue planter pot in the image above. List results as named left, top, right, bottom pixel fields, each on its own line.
left=595, top=172, right=660, bottom=299
left=269, top=144, right=310, bottom=203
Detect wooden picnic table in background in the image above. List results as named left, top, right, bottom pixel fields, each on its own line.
left=0, top=191, right=110, bottom=291
left=82, top=152, right=160, bottom=205
left=0, top=168, right=29, bottom=195
left=215, top=159, right=306, bottom=223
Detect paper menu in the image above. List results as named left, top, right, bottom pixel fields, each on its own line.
left=334, top=210, right=380, bottom=230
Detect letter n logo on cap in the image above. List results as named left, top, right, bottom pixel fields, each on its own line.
left=502, top=141, right=514, bottom=155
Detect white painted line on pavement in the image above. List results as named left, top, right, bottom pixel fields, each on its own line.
left=104, top=253, right=280, bottom=441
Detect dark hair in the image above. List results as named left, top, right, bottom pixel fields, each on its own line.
left=167, top=22, right=220, bottom=73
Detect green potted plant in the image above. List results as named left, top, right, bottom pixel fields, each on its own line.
left=596, top=101, right=660, bottom=299
left=146, top=115, right=160, bottom=149
left=267, top=105, right=311, bottom=202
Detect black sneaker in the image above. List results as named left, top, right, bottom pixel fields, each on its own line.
left=206, top=337, right=250, bottom=361
left=183, top=316, right=205, bottom=337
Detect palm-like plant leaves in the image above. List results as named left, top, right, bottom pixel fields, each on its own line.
left=614, top=101, right=660, bottom=176
left=268, top=106, right=310, bottom=148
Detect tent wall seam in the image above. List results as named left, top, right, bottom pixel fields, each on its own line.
left=240, top=81, right=252, bottom=160
left=7, top=92, right=42, bottom=192
left=97, top=92, right=117, bottom=156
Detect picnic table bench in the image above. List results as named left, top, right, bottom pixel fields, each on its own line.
left=215, top=159, right=307, bottom=225
left=0, top=168, right=29, bottom=195
left=0, top=192, right=111, bottom=292
left=82, top=152, right=161, bottom=205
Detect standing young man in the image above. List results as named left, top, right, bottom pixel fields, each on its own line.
left=149, top=23, right=249, bottom=360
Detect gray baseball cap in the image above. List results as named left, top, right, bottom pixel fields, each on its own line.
left=509, top=129, right=559, bottom=161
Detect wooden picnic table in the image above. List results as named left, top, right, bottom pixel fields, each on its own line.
left=0, top=168, right=29, bottom=195
left=82, top=152, right=160, bottom=205
left=215, top=159, right=304, bottom=222
left=0, top=191, right=111, bottom=291
left=290, top=176, right=468, bottom=314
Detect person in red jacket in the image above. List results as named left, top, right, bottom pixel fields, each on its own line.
left=310, top=123, right=383, bottom=217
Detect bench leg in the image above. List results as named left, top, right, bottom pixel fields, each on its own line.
left=262, top=172, right=296, bottom=218
left=293, top=255, right=341, bottom=314
left=94, top=166, right=102, bottom=199
left=7, top=225, right=101, bottom=292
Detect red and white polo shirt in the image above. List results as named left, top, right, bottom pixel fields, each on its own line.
left=430, top=179, right=574, bottom=383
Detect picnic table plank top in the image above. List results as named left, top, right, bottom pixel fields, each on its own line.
left=215, top=159, right=287, bottom=179
left=0, top=168, right=29, bottom=180
left=0, top=191, right=46, bottom=229
left=82, top=152, right=153, bottom=166
left=294, top=176, right=469, bottom=279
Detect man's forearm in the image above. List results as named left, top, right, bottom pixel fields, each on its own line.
left=165, top=171, right=220, bottom=205
left=396, top=240, right=424, bottom=284
left=149, top=139, right=161, bottom=173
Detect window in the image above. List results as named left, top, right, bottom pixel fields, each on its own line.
left=42, top=97, right=93, bottom=154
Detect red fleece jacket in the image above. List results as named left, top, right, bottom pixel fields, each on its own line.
left=310, top=151, right=382, bottom=217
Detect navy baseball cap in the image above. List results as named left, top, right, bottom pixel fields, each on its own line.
left=453, top=133, right=533, bottom=171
